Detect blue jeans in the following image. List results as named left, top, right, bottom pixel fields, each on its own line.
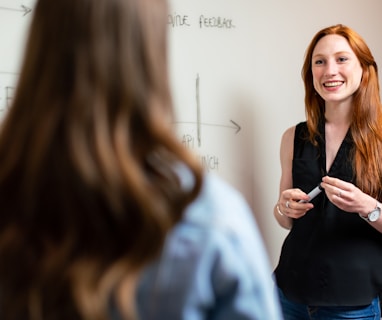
left=278, top=287, right=381, bottom=320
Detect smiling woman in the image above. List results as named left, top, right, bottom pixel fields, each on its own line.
left=273, top=24, right=382, bottom=320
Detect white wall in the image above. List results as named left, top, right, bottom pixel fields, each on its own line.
left=1, top=0, right=382, bottom=268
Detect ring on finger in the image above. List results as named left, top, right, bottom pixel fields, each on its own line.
left=338, top=191, right=342, bottom=198
left=286, top=200, right=290, bottom=208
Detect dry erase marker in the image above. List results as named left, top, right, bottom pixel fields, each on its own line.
left=299, top=185, right=323, bottom=203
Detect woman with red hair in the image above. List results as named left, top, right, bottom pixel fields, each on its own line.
left=274, top=24, right=382, bottom=319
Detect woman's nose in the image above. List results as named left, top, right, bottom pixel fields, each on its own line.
left=324, top=60, right=338, bottom=77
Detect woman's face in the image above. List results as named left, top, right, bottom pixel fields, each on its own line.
left=311, top=34, right=363, bottom=105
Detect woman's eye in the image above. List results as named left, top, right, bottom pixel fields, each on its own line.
left=314, top=60, right=323, bottom=65
left=338, top=57, right=348, bottom=63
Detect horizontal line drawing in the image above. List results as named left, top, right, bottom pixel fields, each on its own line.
left=174, top=120, right=241, bottom=134
left=0, top=5, right=32, bottom=16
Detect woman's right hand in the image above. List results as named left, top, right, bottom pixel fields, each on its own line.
left=277, top=188, right=314, bottom=219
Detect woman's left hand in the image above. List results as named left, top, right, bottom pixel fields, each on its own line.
left=321, top=176, right=376, bottom=215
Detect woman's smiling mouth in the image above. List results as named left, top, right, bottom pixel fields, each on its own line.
left=323, top=81, right=344, bottom=87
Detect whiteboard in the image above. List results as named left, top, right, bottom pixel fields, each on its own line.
left=1, top=0, right=382, bottom=267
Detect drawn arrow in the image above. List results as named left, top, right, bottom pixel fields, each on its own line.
left=174, top=119, right=241, bottom=134
left=197, top=119, right=241, bottom=134
left=0, top=5, right=32, bottom=16
left=229, top=120, right=241, bottom=133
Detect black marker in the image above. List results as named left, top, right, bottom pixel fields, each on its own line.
left=299, top=185, right=323, bottom=203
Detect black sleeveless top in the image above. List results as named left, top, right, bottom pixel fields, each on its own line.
left=274, top=121, right=382, bottom=306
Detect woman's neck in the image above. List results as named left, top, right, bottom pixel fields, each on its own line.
left=324, top=100, right=353, bottom=127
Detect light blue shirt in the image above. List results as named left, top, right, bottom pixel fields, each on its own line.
left=136, top=172, right=283, bottom=320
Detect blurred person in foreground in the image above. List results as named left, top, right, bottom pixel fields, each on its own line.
left=0, top=0, right=282, bottom=319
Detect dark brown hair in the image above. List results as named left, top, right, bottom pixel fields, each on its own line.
left=302, top=24, right=382, bottom=198
left=0, top=0, right=203, bottom=318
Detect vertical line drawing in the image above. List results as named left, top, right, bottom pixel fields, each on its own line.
left=196, top=73, right=201, bottom=147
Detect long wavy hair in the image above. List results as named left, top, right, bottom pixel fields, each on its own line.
left=0, top=0, right=203, bottom=318
left=302, top=24, right=382, bottom=199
